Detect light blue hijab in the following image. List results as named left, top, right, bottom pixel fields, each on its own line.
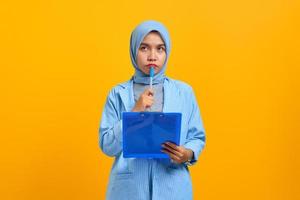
left=130, top=20, right=171, bottom=84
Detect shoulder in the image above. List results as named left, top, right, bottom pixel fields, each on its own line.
left=166, top=77, right=194, bottom=94
left=107, top=80, right=132, bottom=97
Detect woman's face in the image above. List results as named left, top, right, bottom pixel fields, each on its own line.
left=136, top=32, right=166, bottom=75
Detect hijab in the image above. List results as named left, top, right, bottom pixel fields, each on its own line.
left=130, top=20, right=171, bottom=84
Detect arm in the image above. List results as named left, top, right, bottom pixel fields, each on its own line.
left=99, top=90, right=123, bottom=157
left=161, top=87, right=206, bottom=165
left=182, top=88, right=206, bottom=165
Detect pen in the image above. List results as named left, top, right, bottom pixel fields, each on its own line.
left=149, top=66, right=154, bottom=90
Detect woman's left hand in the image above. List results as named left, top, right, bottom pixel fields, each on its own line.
left=161, top=142, right=194, bottom=164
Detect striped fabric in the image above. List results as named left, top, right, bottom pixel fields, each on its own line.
left=100, top=78, right=206, bottom=200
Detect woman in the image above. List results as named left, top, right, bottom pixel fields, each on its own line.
left=99, top=20, right=206, bottom=200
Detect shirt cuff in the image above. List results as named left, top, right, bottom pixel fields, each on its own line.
left=183, top=141, right=201, bottom=166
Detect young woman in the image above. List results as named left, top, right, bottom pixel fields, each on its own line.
left=99, top=20, right=206, bottom=200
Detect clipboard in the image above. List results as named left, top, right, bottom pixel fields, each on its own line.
left=122, top=112, right=181, bottom=158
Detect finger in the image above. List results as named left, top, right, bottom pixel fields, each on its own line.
left=145, top=88, right=154, bottom=96
left=148, top=88, right=154, bottom=94
left=162, top=152, right=181, bottom=164
left=147, top=98, right=154, bottom=105
left=161, top=149, right=181, bottom=162
left=148, top=92, right=153, bottom=97
left=162, top=145, right=183, bottom=159
left=145, top=96, right=154, bottom=101
left=164, top=142, right=183, bottom=153
left=145, top=100, right=154, bottom=107
left=162, top=146, right=184, bottom=158
left=142, top=92, right=154, bottom=99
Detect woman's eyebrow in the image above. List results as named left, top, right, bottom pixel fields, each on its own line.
left=140, top=43, right=165, bottom=47
left=140, top=43, right=149, bottom=46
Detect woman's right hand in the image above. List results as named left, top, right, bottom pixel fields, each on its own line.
left=131, top=88, right=154, bottom=112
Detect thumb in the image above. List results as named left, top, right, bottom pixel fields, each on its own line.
left=145, top=88, right=154, bottom=96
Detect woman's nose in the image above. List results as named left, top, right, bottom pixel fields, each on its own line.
left=148, top=50, right=157, bottom=61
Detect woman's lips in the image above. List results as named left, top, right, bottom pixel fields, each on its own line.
left=146, top=64, right=158, bottom=68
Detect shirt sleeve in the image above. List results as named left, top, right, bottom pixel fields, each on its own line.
left=99, top=89, right=123, bottom=157
left=183, top=88, right=206, bottom=166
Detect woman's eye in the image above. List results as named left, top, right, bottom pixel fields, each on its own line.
left=140, top=46, right=147, bottom=51
left=158, top=47, right=165, bottom=52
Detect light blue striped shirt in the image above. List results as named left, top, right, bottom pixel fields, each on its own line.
left=100, top=78, right=206, bottom=200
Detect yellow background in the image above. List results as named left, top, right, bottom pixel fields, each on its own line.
left=0, top=0, right=299, bottom=199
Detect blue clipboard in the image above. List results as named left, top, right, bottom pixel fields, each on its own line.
left=122, top=112, right=181, bottom=158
